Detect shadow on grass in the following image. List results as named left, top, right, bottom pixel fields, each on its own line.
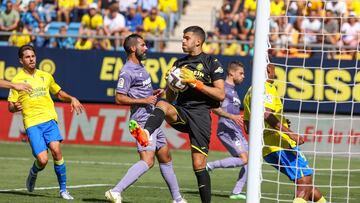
left=82, top=198, right=131, bottom=203
left=182, top=190, right=230, bottom=198
left=0, top=190, right=46, bottom=197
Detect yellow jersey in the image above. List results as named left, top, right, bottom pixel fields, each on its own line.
left=143, top=16, right=166, bottom=34
left=8, top=69, right=61, bottom=129
left=243, top=81, right=297, bottom=157
left=81, top=14, right=103, bottom=30
left=8, top=29, right=31, bottom=47
left=75, top=40, right=93, bottom=50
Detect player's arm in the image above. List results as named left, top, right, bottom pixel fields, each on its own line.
left=0, top=79, right=32, bottom=92
left=8, top=101, right=23, bottom=113
left=264, top=107, right=304, bottom=145
left=56, top=90, right=84, bottom=114
left=165, top=87, right=177, bottom=103
left=115, top=93, right=157, bottom=106
left=212, top=107, right=243, bottom=127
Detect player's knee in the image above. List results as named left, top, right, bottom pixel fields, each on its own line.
left=239, top=153, right=248, bottom=164
left=37, top=157, right=48, bottom=167
left=192, top=159, right=206, bottom=170
left=143, top=158, right=155, bottom=168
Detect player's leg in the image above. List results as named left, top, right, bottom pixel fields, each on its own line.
left=192, top=149, right=211, bottom=203
left=156, top=144, right=186, bottom=203
left=106, top=140, right=156, bottom=203
left=129, top=101, right=179, bottom=145
left=26, top=124, right=49, bottom=192
left=207, top=131, right=248, bottom=171
left=44, top=120, right=73, bottom=200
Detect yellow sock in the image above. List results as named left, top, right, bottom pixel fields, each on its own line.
left=316, top=196, right=327, bottom=203
left=293, top=197, right=307, bottom=203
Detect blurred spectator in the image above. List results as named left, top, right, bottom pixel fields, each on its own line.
left=235, top=11, right=252, bottom=41
left=242, top=35, right=254, bottom=56
left=0, top=0, right=18, bottom=12
left=270, top=0, right=285, bottom=16
left=158, top=0, right=178, bottom=36
left=307, top=0, right=323, bottom=12
left=214, top=5, right=237, bottom=39
left=301, top=9, right=321, bottom=44
left=39, top=0, right=56, bottom=23
left=80, top=3, right=103, bottom=34
left=32, top=21, right=50, bottom=47
left=118, top=0, right=137, bottom=15
left=325, top=1, right=347, bottom=16
left=125, top=4, right=143, bottom=32
left=18, top=0, right=32, bottom=12
left=57, top=0, right=75, bottom=24
left=104, top=2, right=128, bottom=49
left=21, top=1, right=43, bottom=30
left=8, top=22, right=31, bottom=47
left=0, top=1, right=20, bottom=40
left=218, top=0, right=241, bottom=19
left=351, top=1, right=360, bottom=16
left=243, top=0, right=256, bottom=13
left=73, top=0, right=92, bottom=22
left=221, top=35, right=240, bottom=56
left=202, top=31, right=220, bottom=55
left=322, top=9, right=339, bottom=46
left=137, top=0, right=158, bottom=18
left=51, top=25, right=75, bottom=49
left=98, top=0, right=113, bottom=16
left=143, top=7, right=166, bottom=51
left=143, top=7, right=166, bottom=36
left=338, top=12, right=360, bottom=47
left=93, top=27, right=112, bottom=50
left=74, top=30, right=93, bottom=50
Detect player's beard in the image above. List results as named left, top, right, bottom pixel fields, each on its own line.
left=136, top=50, right=147, bottom=61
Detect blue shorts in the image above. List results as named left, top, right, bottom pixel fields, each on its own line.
left=263, top=146, right=313, bottom=181
left=26, top=120, right=63, bottom=157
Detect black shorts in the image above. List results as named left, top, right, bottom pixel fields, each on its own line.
left=170, top=105, right=211, bottom=155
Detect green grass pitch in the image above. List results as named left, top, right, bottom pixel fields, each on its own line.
left=0, top=141, right=359, bottom=202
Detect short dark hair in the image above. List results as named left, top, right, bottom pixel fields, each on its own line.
left=227, top=61, right=244, bottom=75
left=18, top=44, right=35, bottom=59
left=123, top=33, right=143, bottom=55
left=183, top=26, right=206, bottom=44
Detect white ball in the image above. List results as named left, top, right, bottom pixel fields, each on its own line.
left=167, top=67, right=189, bottom=92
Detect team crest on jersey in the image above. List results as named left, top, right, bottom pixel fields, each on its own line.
left=214, top=66, right=223, bottom=74
left=196, top=63, right=204, bottom=71
left=117, top=78, right=125, bottom=88
left=264, top=94, right=273, bottom=104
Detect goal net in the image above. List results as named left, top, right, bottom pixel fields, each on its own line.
left=248, top=0, right=360, bottom=202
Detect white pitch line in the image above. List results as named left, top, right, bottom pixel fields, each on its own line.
left=0, top=156, right=355, bottom=177
left=0, top=183, right=355, bottom=202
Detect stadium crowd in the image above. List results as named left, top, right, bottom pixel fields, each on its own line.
left=204, top=0, right=360, bottom=59
left=0, top=0, right=186, bottom=51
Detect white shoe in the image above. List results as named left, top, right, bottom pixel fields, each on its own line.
left=26, top=170, right=37, bottom=192
left=60, top=190, right=74, bottom=200
left=105, top=189, right=122, bottom=203
left=172, top=198, right=188, bottom=203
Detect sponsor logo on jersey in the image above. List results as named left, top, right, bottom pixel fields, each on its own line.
left=117, top=78, right=125, bottom=88
left=214, top=66, right=224, bottom=74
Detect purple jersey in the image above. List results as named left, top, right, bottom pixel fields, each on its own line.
left=116, top=61, right=154, bottom=122
left=218, top=82, right=242, bottom=131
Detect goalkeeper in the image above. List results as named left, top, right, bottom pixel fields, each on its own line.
left=243, top=64, right=327, bottom=203
left=129, top=26, right=225, bottom=203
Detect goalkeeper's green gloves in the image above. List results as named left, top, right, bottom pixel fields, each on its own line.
left=180, top=68, right=204, bottom=91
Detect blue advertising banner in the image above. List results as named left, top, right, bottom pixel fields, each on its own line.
left=0, top=47, right=359, bottom=114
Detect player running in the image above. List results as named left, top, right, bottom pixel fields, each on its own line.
left=7, top=45, right=84, bottom=200
left=128, top=26, right=225, bottom=203
left=243, top=64, right=327, bottom=203
left=104, top=34, right=187, bottom=203
left=207, top=61, right=248, bottom=200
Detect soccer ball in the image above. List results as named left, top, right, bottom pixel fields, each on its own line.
left=167, top=66, right=189, bottom=92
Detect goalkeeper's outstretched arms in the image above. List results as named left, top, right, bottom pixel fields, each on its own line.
left=264, top=107, right=304, bottom=145
left=180, top=67, right=225, bottom=101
